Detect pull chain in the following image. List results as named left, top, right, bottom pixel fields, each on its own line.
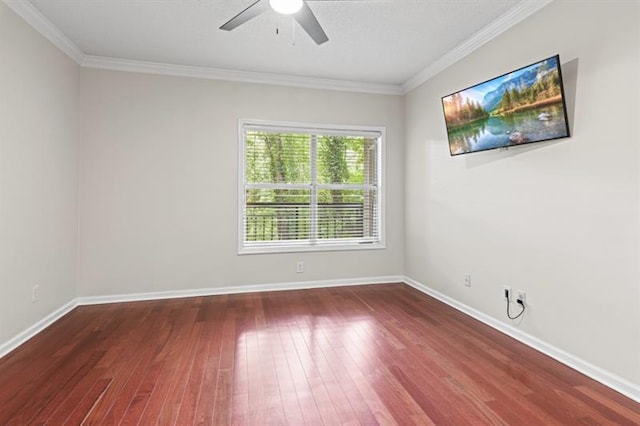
left=292, top=18, right=296, bottom=46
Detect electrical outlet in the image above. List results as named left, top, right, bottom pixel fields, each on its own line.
left=503, top=286, right=512, bottom=301
left=296, top=261, right=304, bottom=273
left=32, top=284, right=39, bottom=303
left=516, top=290, right=526, bottom=304
left=464, top=273, right=471, bottom=287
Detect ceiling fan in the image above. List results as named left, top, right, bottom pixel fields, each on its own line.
left=219, top=0, right=329, bottom=45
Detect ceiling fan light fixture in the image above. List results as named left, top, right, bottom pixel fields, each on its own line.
left=269, top=0, right=303, bottom=15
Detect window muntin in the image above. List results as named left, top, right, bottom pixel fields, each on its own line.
left=239, top=121, right=383, bottom=253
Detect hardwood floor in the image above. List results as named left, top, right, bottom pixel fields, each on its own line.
left=0, top=283, right=638, bottom=425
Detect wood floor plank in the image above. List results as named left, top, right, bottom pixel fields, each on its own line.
left=61, top=377, right=112, bottom=425
left=282, top=324, right=326, bottom=425
left=135, top=301, right=200, bottom=424
left=175, top=317, right=214, bottom=424
left=79, top=303, right=160, bottom=423
left=4, top=333, right=105, bottom=424
left=37, top=367, right=109, bottom=424
left=192, top=298, right=227, bottom=425
left=0, top=283, right=637, bottom=425
left=574, top=385, right=640, bottom=424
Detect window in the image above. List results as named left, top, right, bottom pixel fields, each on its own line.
left=239, top=120, right=384, bottom=254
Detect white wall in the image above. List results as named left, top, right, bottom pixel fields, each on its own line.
left=404, top=0, right=639, bottom=386
left=3, top=0, right=638, bottom=398
left=78, top=69, right=404, bottom=296
left=0, top=3, right=80, bottom=345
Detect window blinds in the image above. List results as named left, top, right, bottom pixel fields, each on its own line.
left=241, top=124, right=381, bottom=250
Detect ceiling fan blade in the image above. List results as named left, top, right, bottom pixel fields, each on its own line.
left=294, top=2, right=329, bottom=45
left=219, top=0, right=270, bottom=31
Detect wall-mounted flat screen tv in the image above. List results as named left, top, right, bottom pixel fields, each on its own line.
left=442, top=54, right=570, bottom=156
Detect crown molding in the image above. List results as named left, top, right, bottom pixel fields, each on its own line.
left=402, top=0, right=554, bottom=94
left=82, top=55, right=404, bottom=96
left=2, top=0, right=84, bottom=64
left=3, top=0, right=400, bottom=96
left=4, top=0, right=552, bottom=96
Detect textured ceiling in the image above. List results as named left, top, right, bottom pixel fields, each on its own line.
left=27, top=0, right=523, bottom=85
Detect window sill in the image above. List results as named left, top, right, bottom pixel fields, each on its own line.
left=238, top=241, right=385, bottom=255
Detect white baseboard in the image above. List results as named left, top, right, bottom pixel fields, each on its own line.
left=0, top=299, right=78, bottom=358
left=2, top=274, right=637, bottom=404
left=76, top=275, right=404, bottom=306
left=402, top=276, right=640, bottom=403
left=1, top=276, right=402, bottom=359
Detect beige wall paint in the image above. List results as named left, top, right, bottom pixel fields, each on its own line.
left=78, top=69, right=405, bottom=296
left=404, top=0, right=639, bottom=385
left=0, top=3, right=80, bottom=344
left=2, top=0, right=637, bottom=395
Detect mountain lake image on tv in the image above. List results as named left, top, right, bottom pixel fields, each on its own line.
left=442, top=55, right=570, bottom=156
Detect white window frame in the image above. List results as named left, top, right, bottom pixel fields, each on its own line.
left=238, top=119, right=385, bottom=255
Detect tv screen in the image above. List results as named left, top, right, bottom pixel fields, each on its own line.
left=442, top=55, right=571, bottom=156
